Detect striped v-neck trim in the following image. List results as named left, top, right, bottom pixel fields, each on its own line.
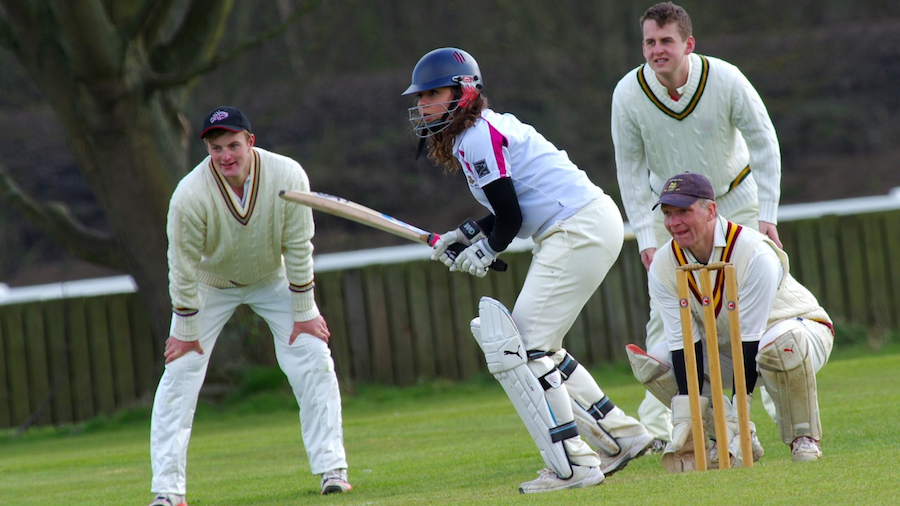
left=208, top=149, right=260, bottom=226
left=671, top=220, right=742, bottom=317
left=637, top=54, right=709, bottom=121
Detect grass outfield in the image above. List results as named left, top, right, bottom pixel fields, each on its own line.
left=2, top=344, right=898, bottom=505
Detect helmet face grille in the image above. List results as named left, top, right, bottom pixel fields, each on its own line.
left=407, top=98, right=463, bottom=138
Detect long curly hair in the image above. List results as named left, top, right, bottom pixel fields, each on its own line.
left=426, top=89, right=490, bottom=174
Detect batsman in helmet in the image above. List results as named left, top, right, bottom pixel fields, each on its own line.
left=402, top=47, right=653, bottom=493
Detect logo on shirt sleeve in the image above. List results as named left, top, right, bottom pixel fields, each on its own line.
left=474, top=159, right=490, bottom=178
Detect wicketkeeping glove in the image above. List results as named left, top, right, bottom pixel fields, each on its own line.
left=431, top=219, right=486, bottom=268
left=454, top=239, right=498, bottom=278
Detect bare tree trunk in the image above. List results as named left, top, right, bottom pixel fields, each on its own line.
left=59, top=99, right=186, bottom=343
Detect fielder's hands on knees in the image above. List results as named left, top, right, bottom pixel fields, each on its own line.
left=291, top=315, right=330, bottom=344
left=164, top=336, right=204, bottom=364
left=455, top=239, right=498, bottom=278
left=758, top=221, right=783, bottom=248
left=640, top=247, right=657, bottom=271
left=432, top=219, right=486, bottom=268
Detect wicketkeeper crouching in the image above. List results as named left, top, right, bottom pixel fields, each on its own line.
left=626, top=173, right=834, bottom=471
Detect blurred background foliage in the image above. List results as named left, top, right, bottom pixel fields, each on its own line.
left=2, top=0, right=900, bottom=284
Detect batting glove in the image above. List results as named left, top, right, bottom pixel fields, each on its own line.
left=455, top=239, right=498, bottom=278
left=431, top=219, right=486, bottom=268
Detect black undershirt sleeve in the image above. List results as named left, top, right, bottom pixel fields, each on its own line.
left=474, top=177, right=522, bottom=253
left=673, top=340, right=757, bottom=397
left=738, top=341, right=759, bottom=396
left=672, top=340, right=705, bottom=396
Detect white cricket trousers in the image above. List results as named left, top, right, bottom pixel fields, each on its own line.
left=150, top=270, right=347, bottom=495
left=513, top=193, right=630, bottom=467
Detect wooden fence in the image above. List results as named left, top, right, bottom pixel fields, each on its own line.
left=2, top=202, right=900, bottom=429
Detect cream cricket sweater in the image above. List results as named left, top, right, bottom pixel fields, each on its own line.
left=167, top=147, right=318, bottom=340
left=612, top=53, right=781, bottom=252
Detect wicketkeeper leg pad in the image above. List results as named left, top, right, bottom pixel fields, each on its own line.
left=626, top=344, right=679, bottom=405
left=661, top=395, right=709, bottom=473
left=757, top=329, right=822, bottom=445
left=472, top=297, right=575, bottom=479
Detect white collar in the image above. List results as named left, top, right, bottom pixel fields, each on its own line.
left=675, top=54, right=694, bottom=96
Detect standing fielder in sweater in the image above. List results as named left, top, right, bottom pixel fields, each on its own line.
left=628, top=173, right=833, bottom=471
left=403, top=47, right=652, bottom=494
left=148, top=107, right=350, bottom=506
left=612, top=2, right=783, bottom=445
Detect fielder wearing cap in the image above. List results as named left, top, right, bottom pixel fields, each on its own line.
left=652, top=172, right=715, bottom=210
left=199, top=106, right=253, bottom=139
left=626, top=172, right=834, bottom=472
left=147, top=106, right=352, bottom=506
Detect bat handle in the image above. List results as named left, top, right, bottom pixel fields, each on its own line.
left=489, top=259, right=509, bottom=272
left=445, top=243, right=508, bottom=272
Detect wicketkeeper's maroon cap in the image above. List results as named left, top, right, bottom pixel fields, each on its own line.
left=652, top=172, right=716, bottom=210
left=199, top=106, right=252, bottom=139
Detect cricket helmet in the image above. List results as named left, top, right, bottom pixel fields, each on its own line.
left=402, top=48, right=483, bottom=138
left=403, top=48, right=482, bottom=97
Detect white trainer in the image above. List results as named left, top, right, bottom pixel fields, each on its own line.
left=645, top=438, right=668, bottom=455
left=791, top=436, right=822, bottom=462
left=600, top=431, right=654, bottom=476
left=148, top=494, right=186, bottom=506
left=709, top=432, right=765, bottom=467
left=321, top=468, right=352, bottom=494
left=519, top=465, right=604, bottom=494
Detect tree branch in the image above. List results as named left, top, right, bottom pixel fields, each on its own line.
left=145, top=0, right=319, bottom=91
left=0, top=0, right=35, bottom=52
left=0, top=163, right=124, bottom=270
left=48, top=0, right=121, bottom=79
left=0, top=13, right=15, bottom=51
left=124, top=0, right=177, bottom=47
left=149, top=0, right=233, bottom=76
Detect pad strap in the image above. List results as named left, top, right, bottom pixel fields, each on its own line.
left=587, top=396, right=615, bottom=421
left=551, top=421, right=580, bottom=443
left=558, top=353, right=579, bottom=379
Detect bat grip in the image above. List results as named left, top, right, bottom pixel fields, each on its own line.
left=446, top=243, right=508, bottom=272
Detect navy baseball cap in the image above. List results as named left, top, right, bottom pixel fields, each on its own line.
left=199, top=106, right=252, bottom=139
left=653, top=172, right=716, bottom=210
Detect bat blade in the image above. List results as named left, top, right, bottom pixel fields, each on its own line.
left=279, top=190, right=436, bottom=245
left=279, top=190, right=507, bottom=272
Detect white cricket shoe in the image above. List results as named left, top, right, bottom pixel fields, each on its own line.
left=518, top=465, right=604, bottom=494
left=791, top=436, right=822, bottom=462
left=645, top=438, right=668, bottom=455
left=321, top=468, right=352, bottom=494
left=706, top=440, right=731, bottom=469
left=600, top=431, right=654, bottom=477
left=709, top=432, right=765, bottom=467
left=148, top=494, right=186, bottom=506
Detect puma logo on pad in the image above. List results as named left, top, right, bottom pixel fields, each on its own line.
left=504, top=345, right=523, bottom=359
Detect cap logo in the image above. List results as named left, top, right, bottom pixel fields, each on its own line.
left=666, top=180, right=679, bottom=192
left=452, top=51, right=466, bottom=64
left=210, top=110, right=229, bottom=123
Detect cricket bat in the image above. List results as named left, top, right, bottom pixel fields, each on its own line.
left=279, top=190, right=507, bottom=271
